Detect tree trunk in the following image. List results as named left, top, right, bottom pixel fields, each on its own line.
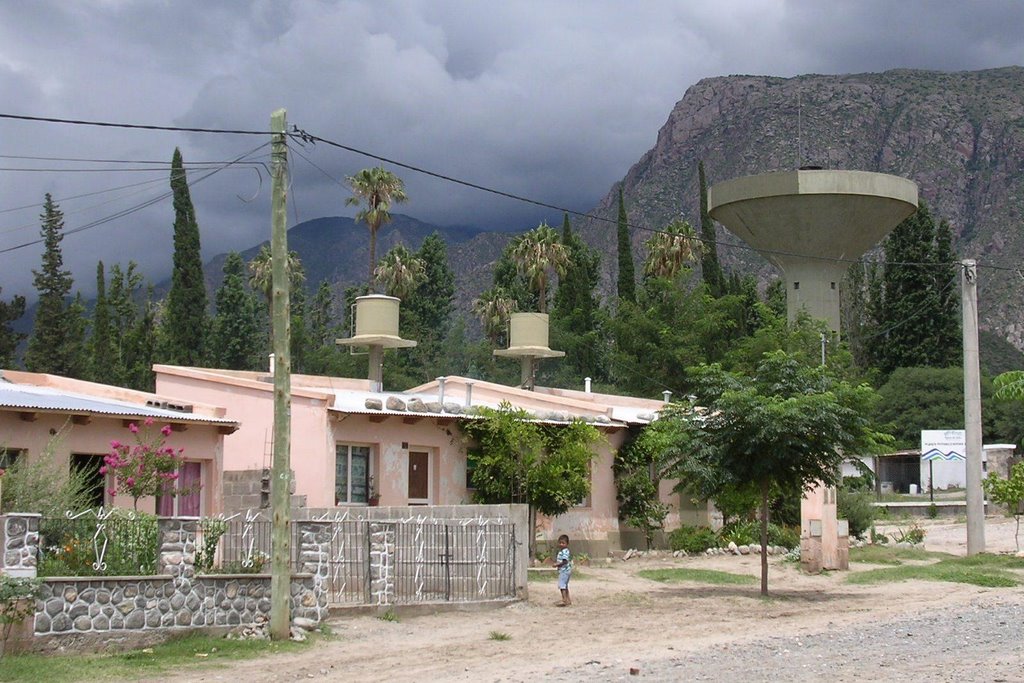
left=760, top=479, right=770, bottom=595
left=368, top=224, right=378, bottom=287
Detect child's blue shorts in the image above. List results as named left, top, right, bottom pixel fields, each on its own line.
left=558, top=570, right=571, bottom=590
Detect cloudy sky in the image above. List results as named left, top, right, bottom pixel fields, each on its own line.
left=2, top=0, right=1023, bottom=302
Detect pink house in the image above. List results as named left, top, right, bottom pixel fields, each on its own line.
left=153, top=366, right=703, bottom=556
left=0, top=370, right=237, bottom=516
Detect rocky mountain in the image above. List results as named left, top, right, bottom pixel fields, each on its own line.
left=574, top=67, right=1024, bottom=351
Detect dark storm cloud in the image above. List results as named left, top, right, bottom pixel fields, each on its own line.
left=1, top=0, right=1022, bottom=302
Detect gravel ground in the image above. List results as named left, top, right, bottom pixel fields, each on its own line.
left=551, top=597, right=1024, bottom=682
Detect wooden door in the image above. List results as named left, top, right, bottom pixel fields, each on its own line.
left=408, top=451, right=429, bottom=501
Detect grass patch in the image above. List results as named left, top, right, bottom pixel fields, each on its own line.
left=849, top=545, right=942, bottom=565
left=377, top=609, right=399, bottom=622
left=488, top=631, right=511, bottom=641
left=848, top=553, right=1024, bottom=588
left=0, top=632, right=312, bottom=683
left=637, top=568, right=756, bottom=586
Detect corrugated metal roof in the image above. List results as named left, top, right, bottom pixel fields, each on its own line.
left=0, top=380, right=236, bottom=425
left=327, top=389, right=630, bottom=426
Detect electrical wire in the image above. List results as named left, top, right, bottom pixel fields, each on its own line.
left=0, top=113, right=273, bottom=136
left=0, top=142, right=270, bottom=254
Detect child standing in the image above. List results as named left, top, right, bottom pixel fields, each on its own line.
left=552, top=534, right=572, bottom=606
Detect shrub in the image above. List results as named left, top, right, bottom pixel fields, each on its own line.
left=0, top=576, right=42, bottom=642
left=194, top=518, right=229, bottom=574
left=718, top=520, right=759, bottom=546
left=767, top=523, right=801, bottom=549
left=838, top=489, right=876, bottom=539
left=0, top=425, right=95, bottom=516
left=668, top=525, right=717, bottom=553
left=38, top=510, right=158, bottom=577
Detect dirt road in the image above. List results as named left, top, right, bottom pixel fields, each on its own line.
left=142, top=516, right=1024, bottom=683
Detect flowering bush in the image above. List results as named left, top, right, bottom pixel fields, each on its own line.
left=103, top=417, right=190, bottom=510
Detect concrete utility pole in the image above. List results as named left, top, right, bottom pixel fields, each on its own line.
left=961, top=259, right=985, bottom=555
left=268, top=108, right=293, bottom=639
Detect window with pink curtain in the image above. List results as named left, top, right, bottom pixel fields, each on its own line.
left=156, top=462, right=202, bottom=517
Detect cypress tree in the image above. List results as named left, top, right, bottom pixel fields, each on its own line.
left=210, top=252, right=262, bottom=370
left=0, top=288, right=26, bottom=368
left=25, top=194, right=76, bottom=374
left=163, top=147, right=209, bottom=365
left=872, top=202, right=959, bottom=373
left=616, top=188, right=636, bottom=303
left=403, top=232, right=456, bottom=379
left=89, top=261, right=116, bottom=381
left=698, top=161, right=725, bottom=297
left=551, top=213, right=603, bottom=381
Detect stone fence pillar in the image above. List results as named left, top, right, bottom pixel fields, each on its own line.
left=156, top=517, right=197, bottom=581
left=1, top=514, right=40, bottom=578
left=369, top=521, right=396, bottom=606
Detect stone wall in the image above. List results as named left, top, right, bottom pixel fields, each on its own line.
left=0, top=513, right=325, bottom=653
left=2, top=513, right=40, bottom=578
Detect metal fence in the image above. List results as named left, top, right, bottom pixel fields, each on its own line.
left=195, top=513, right=278, bottom=574
left=38, top=511, right=160, bottom=577
left=308, top=519, right=517, bottom=605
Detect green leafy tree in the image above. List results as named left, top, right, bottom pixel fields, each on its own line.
left=616, top=188, right=636, bottom=304
left=163, top=148, right=209, bottom=366
left=0, top=288, right=26, bottom=367
left=509, top=222, right=569, bottom=314
left=983, top=461, right=1024, bottom=551
left=659, top=351, right=891, bottom=593
left=462, top=402, right=599, bottom=557
left=613, top=431, right=671, bottom=548
left=698, top=161, right=725, bottom=297
left=25, top=194, right=77, bottom=375
left=88, top=262, right=116, bottom=382
left=345, top=166, right=408, bottom=286
left=210, top=253, right=263, bottom=370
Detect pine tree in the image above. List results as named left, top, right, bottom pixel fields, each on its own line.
left=931, top=219, right=961, bottom=366
left=88, top=261, right=116, bottom=381
left=616, top=188, right=636, bottom=303
left=308, top=280, right=336, bottom=348
left=698, top=161, right=725, bottom=297
left=0, top=288, right=26, bottom=367
left=64, top=293, right=88, bottom=379
left=162, top=147, right=209, bottom=366
left=25, top=194, right=76, bottom=374
left=210, top=253, right=262, bottom=370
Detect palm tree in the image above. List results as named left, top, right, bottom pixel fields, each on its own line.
left=247, top=245, right=306, bottom=312
left=345, top=166, right=408, bottom=286
left=472, top=287, right=519, bottom=346
left=643, top=219, right=701, bottom=281
left=509, top=223, right=569, bottom=313
left=374, top=245, right=426, bottom=300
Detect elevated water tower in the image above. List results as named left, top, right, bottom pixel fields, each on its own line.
left=494, top=312, right=564, bottom=390
left=708, top=169, right=918, bottom=336
left=708, top=169, right=918, bottom=573
left=336, top=294, right=416, bottom=392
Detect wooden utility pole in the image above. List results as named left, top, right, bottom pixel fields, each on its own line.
left=961, top=259, right=985, bottom=555
left=269, top=108, right=293, bottom=639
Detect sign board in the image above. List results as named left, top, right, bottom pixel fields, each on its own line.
left=920, top=430, right=966, bottom=461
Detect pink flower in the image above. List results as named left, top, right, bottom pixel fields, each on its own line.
left=99, top=466, right=107, bottom=475
left=144, top=417, right=154, bottom=426
left=128, top=423, right=139, bottom=434
left=108, top=489, right=117, bottom=497
left=110, top=440, right=122, bottom=449
left=161, top=425, right=172, bottom=437
left=125, top=477, right=135, bottom=487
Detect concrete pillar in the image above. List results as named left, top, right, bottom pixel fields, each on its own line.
left=1, top=514, right=40, bottom=578
left=157, top=517, right=197, bottom=580
left=800, top=484, right=844, bottom=572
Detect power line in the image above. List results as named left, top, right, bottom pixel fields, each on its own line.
left=0, top=113, right=273, bottom=136
left=291, top=125, right=967, bottom=272
left=0, top=142, right=270, bottom=254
